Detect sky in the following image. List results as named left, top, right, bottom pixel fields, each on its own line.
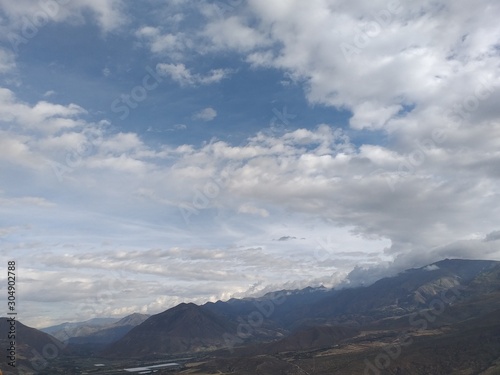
left=0, top=0, right=500, bottom=328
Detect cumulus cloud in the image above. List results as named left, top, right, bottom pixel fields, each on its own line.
left=203, top=15, right=270, bottom=52
left=175, top=0, right=500, bottom=141
left=193, top=107, right=217, bottom=121
left=233, top=1, right=500, bottom=132
left=135, top=26, right=187, bottom=59
left=0, top=88, right=86, bottom=133
left=134, top=0, right=500, bottom=144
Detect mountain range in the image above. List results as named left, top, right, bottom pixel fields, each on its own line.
left=3, top=258, right=500, bottom=374
left=41, top=313, right=150, bottom=343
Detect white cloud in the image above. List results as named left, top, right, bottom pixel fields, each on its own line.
left=157, top=63, right=192, bottom=85
left=191, top=0, right=500, bottom=136
left=99, top=132, right=145, bottom=154
left=135, top=26, right=188, bottom=59
left=424, top=265, right=440, bottom=271
left=156, top=63, right=231, bottom=87
left=43, top=90, right=56, bottom=97
left=193, top=107, right=217, bottom=121
left=0, top=132, right=40, bottom=169
left=0, top=0, right=126, bottom=33
left=203, top=15, right=270, bottom=52
left=0, top=88, right=86, bottom=133
left=79, top=0, right=126, bottom=32
left=125, top=0, right=500, bottom=137
left=349, top=102, right=402, bottom=130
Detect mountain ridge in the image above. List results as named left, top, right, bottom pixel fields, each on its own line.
left=102, top=258, right=500, bottom=360
left=5, top=258, right=500, bottom=375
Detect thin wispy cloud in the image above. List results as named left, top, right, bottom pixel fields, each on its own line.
left=157, top=63, right=232, bottom=87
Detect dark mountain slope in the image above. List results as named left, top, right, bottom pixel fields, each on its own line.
left=103, top=303, right=237, bottom=358
left=234, top=324, right=360, bottom=357
left=0, top=318, right=68, bottom=375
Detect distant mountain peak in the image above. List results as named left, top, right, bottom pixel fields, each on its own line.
left=103, top=303, right=236, bottom=358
